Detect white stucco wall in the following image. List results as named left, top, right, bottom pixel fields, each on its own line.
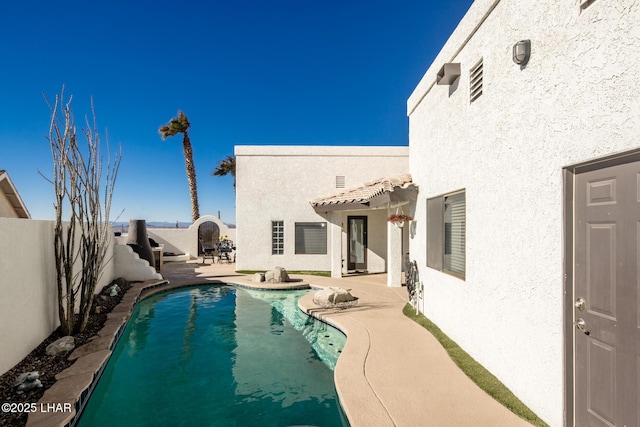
left=407, top=1, right=640, bottom=425
left=149, top=215, right=235, bottom=259
left=113, top=244, right=162, bottom=281
left=235, top=146, right=409, bottom=272
left=0, top=218, right=116, bottom=375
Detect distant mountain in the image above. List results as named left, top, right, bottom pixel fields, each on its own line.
left=111, top=221, right=235, bottom=233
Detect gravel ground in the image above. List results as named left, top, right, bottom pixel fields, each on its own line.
left=0, top=280, right=131, bottom=427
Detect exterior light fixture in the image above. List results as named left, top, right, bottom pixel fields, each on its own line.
left=512, top=40, right=531, bottom=66
left=437, top=63, right=461, bottom=85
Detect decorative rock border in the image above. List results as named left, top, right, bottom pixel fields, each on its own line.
left=26, top=279, right=168, bottom=427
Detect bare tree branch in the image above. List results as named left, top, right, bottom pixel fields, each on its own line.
left=44, top=87, right=122, bottom=335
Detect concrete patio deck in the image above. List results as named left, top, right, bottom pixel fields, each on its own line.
left=161, top=260, right=532, bottom=427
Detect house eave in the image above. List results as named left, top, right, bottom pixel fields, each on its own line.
left=310, top=174, right=418, bottom=213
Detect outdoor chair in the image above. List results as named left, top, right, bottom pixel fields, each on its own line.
left=218, top=247, right=232, bottom=263
left=200, top=239, right=216, bottom=264
left=217, top=239, right=236, bottom=264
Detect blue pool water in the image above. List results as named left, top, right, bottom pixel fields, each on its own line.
left=78, top=285, right=349, bottom=427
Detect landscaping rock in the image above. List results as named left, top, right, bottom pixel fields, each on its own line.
left=265, top=266, right=290, bottom=283
left=102, top=282, right=121, bottom=295
left=0, top=278, right=132, bottom=426
left=13, top=371, right=42, bottom=394
left=252, top=273, right=265, bottom=283
left=314, top=287, right=358, bottom=308
left=46, top=336, right=76, bottom=356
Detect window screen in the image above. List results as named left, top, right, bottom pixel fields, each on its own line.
left=295, top=222, right=327, bottom=254
left=444, top=192, right=465, bottom=277
left=427, top=191, right=465, bottom=279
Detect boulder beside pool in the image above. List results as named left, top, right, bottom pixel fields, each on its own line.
left=265, top=266, right=290, bottom=283
left=253, top=267, right=299, bottom=284
left=313, top=287, right=358, bottom=308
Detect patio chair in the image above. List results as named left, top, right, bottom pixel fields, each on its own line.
left=218, top=247, right=232, bottom=263
left=200, top=239, right=216, bottom=264
left=217, top=239, right=235, bottom=264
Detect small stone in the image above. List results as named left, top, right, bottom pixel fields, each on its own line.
left=13, top=371, right=42, bottom=394
left=46, top=336, right=76, bottom=356
left=94, top=305, right=105, bottom=314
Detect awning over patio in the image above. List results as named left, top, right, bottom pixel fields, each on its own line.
left=310, top=173, right=417, bottom=212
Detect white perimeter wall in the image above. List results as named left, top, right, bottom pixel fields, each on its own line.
left=235, top=146, right=409, bottom=272
left=407, top=1, right=640, bottom=425
left=0, top=218, right=115, bottom=375
left=148, top=215, right=236, bottom=259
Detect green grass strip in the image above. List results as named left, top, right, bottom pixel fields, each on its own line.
left=403, top=304, right=548, bottom=427
left=236, top=270, right=331, bottom=277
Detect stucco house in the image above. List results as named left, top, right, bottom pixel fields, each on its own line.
left=235, top=145, right=415, bottom=286
left=407, top=0, right=640, bottom=426
left=0, top=170, right=30, bottom=218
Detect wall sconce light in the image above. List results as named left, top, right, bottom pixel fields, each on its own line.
left=512, top=40, right=531, bottom=66
left=437, top=63, right=461, bottom=85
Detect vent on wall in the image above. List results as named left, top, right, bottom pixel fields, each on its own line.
left=336, top=175, right=346, bottom=188
left=470, top=59, right=483, bottom=103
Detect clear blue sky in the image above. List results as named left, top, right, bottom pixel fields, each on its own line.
left=0, top=0, right=472, bottom=225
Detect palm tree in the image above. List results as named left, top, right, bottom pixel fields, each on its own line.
left=212, top=155, right=236, bottom=189
left=159, top=111, right=200, bottom=221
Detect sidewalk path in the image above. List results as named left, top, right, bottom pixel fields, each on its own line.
left=162, top=261, right=532, bottom=427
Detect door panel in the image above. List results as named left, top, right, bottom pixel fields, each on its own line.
left=574, top=160, right=640, bottom=426
left=587, top=223, right=616, bottom=319
left=347, top=216, right=367, bottom=271
left=587, top=338, right=615, bottom=425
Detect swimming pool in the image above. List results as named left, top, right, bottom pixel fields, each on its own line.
left=77, top=285, right=349, bottom=426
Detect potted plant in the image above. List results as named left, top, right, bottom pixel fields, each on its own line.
left=387, top=213, right=413, bottom=228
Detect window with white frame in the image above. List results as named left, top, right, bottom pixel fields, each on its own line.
left=272, top=221, right=284, bottom=255
left=295, top=222, right=327, bottom=254
left=427, top=191, right=466, bottom=278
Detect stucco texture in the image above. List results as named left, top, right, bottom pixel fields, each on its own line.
left=0, top=219, right=115, bottom=375
left=235, top=146, right=409, bottom=273
left=149, top=215, right=235, bottom=259
left=407, top=1, right=640, bottom=425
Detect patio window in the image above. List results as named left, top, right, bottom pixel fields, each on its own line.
left=272, top=221, right=284, bottom=255
left=295, top=222, right=327, bottom=254
left=427, top=191, right=466, bottom=278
